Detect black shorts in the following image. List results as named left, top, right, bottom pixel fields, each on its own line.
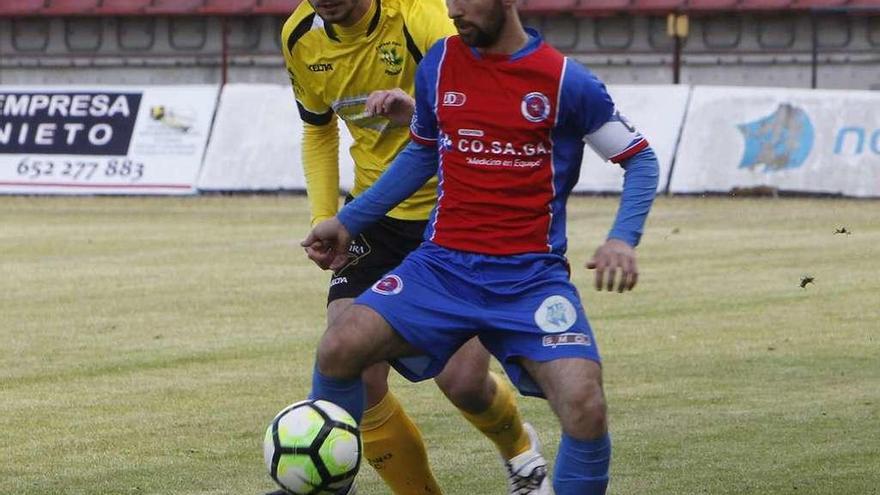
left=327, top=212, right=427, bottom=303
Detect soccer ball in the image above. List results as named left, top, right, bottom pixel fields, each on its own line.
left=264, top=400, right=361, bottom=495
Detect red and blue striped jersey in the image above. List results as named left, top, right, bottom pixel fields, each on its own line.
left=410, top=30, right=647, bottom=256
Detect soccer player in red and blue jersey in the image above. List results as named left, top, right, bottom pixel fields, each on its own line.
left=301, top=0, right=659, bottom=492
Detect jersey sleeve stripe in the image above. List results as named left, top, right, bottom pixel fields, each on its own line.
left=366, top=0, right=382, bottom=37
left=410, top=130, right=436, bottom=146
left=553, top=56, right=567, bottom=127
left=610, top=138, right=649, bottom=163
left=286, top=13, right=316, bottom=53
left=297, top=101, right=333, bottom=126
left=403, top=24, right=423, bottom=64
left=432, top=39, right=449, bottom=117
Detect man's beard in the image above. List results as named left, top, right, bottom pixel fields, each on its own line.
left=455, top=1, right=506, bottom=48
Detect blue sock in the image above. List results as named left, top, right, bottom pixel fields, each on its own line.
left=553, top=432, right=612, bottom=495
left=309, top=365, right=365, bottom=424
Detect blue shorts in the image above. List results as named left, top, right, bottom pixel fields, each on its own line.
left=354, top=242, right=601, bottom=398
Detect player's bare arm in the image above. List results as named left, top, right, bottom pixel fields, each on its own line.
left=587, top=239, right=639, bottom=293
left=364, top=88, right=415, bottom=126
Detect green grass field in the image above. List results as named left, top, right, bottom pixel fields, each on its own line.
left=1, top=195, right=878, bottom=495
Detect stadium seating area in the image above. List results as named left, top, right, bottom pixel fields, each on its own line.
left=0, top=0, right=876, bottom=16
left=0, top=0, right=875, bottom=90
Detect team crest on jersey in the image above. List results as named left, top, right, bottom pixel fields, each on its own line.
left=372, top=274, right=403, bottom=295
left=534, top=295, right=577, bottom=333
left=521, top=92, right=551, bottom=123
left=377, top=41, right=404, bottom=75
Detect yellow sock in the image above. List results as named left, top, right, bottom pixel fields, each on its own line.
left=361, top=391, right=443, bottom=495
left=459, top=372, right=531, bottom=460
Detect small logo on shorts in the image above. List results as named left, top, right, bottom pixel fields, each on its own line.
left=534, top=295, right=577, bottom=333
left=372, top=275, right=403, bottom=295
left=542, top=333, right=591, bottom=348
left=334, top=234, right=371, bottom=276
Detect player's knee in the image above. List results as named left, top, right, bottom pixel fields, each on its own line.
left=316, top=324, right=362, bottom=379
left=557, top=380, right=607, bottom=439
left=435, top=370, right=494, bottom=413
left=435, top=339, right=493, bottom=412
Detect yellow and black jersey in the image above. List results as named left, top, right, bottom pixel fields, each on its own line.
left=281, top=0, right=455, bottom=226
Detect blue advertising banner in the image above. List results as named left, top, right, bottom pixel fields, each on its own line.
left=0, top=92, right=142, bottom=156
left=0, top=86, right=218, bottom=195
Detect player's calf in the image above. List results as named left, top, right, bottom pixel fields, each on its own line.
left=436, top=340, right=550, bottom=494
left=521, top=357, right=611, bottom=495
left=361, top=361, right=392, bottom=409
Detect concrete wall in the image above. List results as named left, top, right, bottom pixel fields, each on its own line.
left=537, top=14, right=880, bottom=89
left=1, top=13, right=878, bottom=89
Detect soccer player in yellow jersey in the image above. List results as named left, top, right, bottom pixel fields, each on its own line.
left=274, top=0, right=550, bottom=494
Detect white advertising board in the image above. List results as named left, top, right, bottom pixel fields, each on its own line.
left=671, top=86, right=880, bottom=197
left=198, top=84, right=356, bottom=191
left=0, top=85, right=218, bottom=195
left=200, top=83, right=688, bottom=193
left=576, top=84, right=690, bottom=192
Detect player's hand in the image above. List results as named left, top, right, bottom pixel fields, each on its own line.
left=302, top=240, right=333, bottom=270
left=300, top=218, right=352, bottom=271
left=586, top=239, right=638, bottom=292
left=365, top=88, right=415, bottom=127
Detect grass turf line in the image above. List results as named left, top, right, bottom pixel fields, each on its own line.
left=0, top=196, right=877, bottom=494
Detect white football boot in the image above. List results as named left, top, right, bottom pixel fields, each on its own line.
left=504, top=423, right=552, bottom=495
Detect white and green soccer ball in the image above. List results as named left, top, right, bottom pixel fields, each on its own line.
left=264, top=400, right=361, bottom=495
